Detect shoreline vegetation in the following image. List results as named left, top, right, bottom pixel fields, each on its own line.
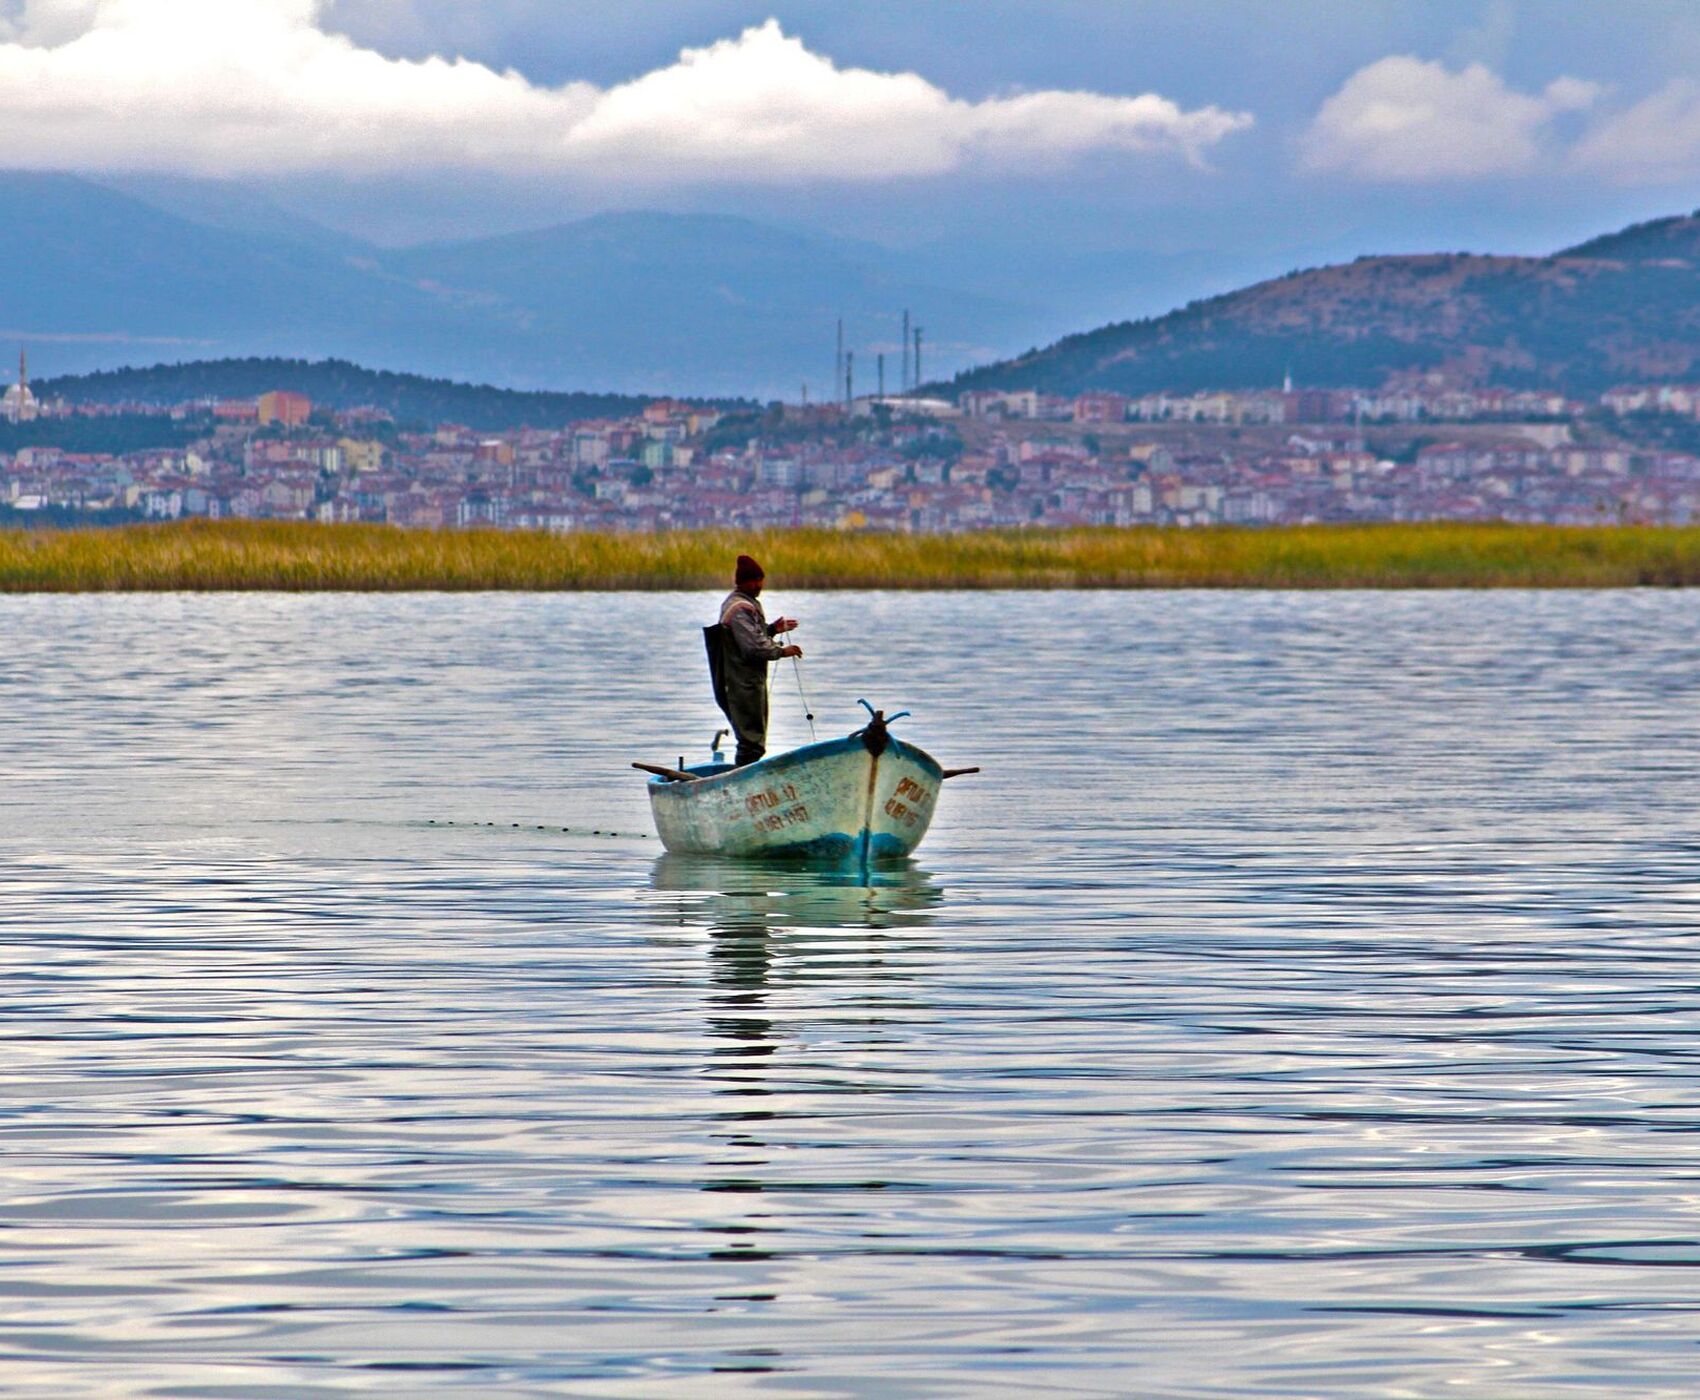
left=0, top=521, right=1697, bottom=590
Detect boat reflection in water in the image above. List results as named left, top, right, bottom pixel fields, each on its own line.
left=649, top=852, right=944, bottom=940
left=647, top=852, right=943, bottom=1069
left=646, top=854, right=946, bottom=1281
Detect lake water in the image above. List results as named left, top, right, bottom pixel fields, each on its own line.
left=4, top=590, right=1700, bottom=1398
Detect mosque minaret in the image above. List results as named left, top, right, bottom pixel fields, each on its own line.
left=2, top=347, right=39, bottom=424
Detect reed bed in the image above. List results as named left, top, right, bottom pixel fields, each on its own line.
left=0, top=520, right=1697, bottom=590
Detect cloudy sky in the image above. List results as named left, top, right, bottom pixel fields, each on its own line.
left=6, top=0, right=1700, bottom=324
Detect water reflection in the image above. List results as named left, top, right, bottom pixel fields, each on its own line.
left=649, top=854, right=944, bottom=938
left=649, top=855, right=945, bottom=1281
left=15, top=592, right=1700, bottom=1396
left=649, top=855, right=940, bottom=1053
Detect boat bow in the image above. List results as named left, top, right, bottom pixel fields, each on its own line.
left=643, top=705, right=949, bottom=862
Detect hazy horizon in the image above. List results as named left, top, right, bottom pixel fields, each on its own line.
left=3, top=2, right=1698, bottom=323
left=6, top=2, right=1700, bottom=392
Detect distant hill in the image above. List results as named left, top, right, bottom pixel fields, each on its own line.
left=34, top=358, right=727, bottom=431
left=0, top=173, right=1031, bottom=397
left=0, top=173, right=459, bottom=372
left=1557, top=211, right=1700, bottom=261
left=101, top=173, right=367, bottom=257
left=26, top=169, right=1700, bottom=402
left=383, top=211, right=1025, bottom=397
left=948, top=209, right=1700, bottom=398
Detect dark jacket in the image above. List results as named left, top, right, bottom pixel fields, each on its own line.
left=715, top=588, right=785, bottom=765
left=719, top=589, right=786, bottom=674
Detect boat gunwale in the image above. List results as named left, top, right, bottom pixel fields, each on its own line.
left=646, top=732, right=943, bottom=801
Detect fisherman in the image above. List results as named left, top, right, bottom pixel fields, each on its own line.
left=714, top=554, right=801, bottom=767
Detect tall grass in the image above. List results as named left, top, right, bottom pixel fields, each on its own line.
left=0, top=520, right=1697, bottom=590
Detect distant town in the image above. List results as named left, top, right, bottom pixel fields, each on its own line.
left=9, top=352, right=1700, bottom=529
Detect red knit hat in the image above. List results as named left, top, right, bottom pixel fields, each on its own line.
left=735, top=554, right=765, bottom=584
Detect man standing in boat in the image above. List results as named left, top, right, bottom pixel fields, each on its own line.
left=713, top=554, right=801, bottom=767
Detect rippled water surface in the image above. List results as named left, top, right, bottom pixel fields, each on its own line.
left=5, top=590, right=1700, bottom=1397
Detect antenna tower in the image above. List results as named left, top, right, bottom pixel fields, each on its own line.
left=844, top=350, right=854, bottom=407
left=913, top=327, right=924, bottom=391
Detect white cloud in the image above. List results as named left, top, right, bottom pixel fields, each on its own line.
left=0, top=1, right=1252, bottom=183
left=1300, top=56, right=1597, bottom=181
left=0, top=0, right=105, bottom=46
left=1572, top=80, right=1700, bottom=183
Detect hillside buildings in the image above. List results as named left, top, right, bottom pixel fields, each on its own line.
left=963, top=383, right=1577, bottom=426
left=6, top=378, right=1700, bottom=530
left=257, top=390, right=312, bottom=427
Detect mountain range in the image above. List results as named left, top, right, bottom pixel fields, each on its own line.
left=951, top=212, right=1700, bottom=398
left=10, top=169, right=1700, bottom=403
left=0, top=172, right=1031, bottom=398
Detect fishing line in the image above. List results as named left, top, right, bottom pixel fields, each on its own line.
left=789, top=623, right=817, bottom=740
left=792, top=655, right=817, bottom=740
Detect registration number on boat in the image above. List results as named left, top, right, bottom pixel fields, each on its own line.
left=737, top=784, right=810, bottom=831
left=753, top=804, right=811, bottom=833
left=884, top=777, right=936, bottom=828
left=747, top=783, right=801, bottom=814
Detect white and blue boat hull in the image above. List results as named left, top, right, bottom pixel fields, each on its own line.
left=647, top=727, right=944, bottom=862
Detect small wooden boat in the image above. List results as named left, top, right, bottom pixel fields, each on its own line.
left=637, top=705, right=976, bottom=863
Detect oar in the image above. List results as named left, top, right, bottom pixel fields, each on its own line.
left=942, top=767, right=981, bottom=780
left=633, top=762, right=697, bottom=783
